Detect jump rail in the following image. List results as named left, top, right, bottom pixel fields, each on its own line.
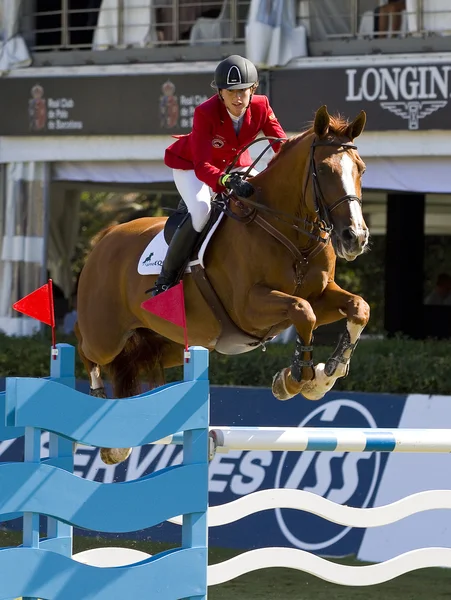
left=158, top=426, right=451, bottom=454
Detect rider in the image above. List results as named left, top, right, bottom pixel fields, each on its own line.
left=151, top=54, right=287, bottom=296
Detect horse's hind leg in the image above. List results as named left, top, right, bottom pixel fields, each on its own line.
left=74, top=322, right=107, bottom=398
left=302, top=281, right=370, bottom=400
left=73, top=323, right=111, bottom=455
left=76, top=321, right=135, bottom=463
left=100, top=331, right=185, bottom=466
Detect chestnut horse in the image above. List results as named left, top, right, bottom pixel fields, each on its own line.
left=76, top=105, right=370, bottom=465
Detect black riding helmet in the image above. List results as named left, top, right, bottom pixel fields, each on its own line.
left=211, top=55, right=259, bottom=90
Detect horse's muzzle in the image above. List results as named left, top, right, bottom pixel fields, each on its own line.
left=334, top=227, right=369, bottom=260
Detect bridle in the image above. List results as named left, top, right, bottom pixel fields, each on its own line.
left=221, top=135, right=362, bottom=244
left=306, top=139, right=362, bottom=232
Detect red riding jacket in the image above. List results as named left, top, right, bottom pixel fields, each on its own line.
left=164, top=94, right=286, bottom=193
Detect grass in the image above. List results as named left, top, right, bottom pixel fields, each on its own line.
left=2, top=531, right=451, bottom=599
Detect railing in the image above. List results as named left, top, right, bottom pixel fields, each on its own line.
left=297, top=0, right=451, bottom=42
left=20, top=0, right=249, bottom=50
left=17, top=1, right=451, bottom=53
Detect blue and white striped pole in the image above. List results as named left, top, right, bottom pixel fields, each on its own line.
left=211, top=427, right=451, bottom=453
left=156, top=427, right=451, bottom=454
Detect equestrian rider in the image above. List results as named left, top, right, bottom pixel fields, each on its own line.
left=151, top=54, right=287, bottom=296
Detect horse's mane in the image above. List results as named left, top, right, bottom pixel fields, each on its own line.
left=268, top=114, right=351, bottom=167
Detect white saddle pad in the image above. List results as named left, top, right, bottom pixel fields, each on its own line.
left=138, top=212, right=224, bottom=275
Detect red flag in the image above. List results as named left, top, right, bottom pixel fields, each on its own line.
left=13, top=280, right=57, bottom=358
left=13, top=281, right=55, bottom=327
left=141, top=282, right=189, bottom=356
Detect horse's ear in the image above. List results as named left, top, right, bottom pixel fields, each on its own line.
left=314, top=105, right=330, bottom=139
left=347, top=110, right=366, bottom=140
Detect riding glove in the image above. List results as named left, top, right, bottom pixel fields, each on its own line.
left=221, top=173, right=254, bottom=198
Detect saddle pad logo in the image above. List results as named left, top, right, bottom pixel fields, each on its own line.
left=141, top=251, right=162, bottom=268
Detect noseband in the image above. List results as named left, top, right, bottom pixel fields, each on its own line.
left=306, top=139, right=362, bottom=231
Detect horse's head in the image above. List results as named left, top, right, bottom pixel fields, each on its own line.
left=306, top=105, right=369, bottom=261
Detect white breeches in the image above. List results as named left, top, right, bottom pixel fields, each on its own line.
left=173, top=167, right=259, bottom=233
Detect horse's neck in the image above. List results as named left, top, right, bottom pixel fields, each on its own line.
left=254, top=134, right=316, bottom=244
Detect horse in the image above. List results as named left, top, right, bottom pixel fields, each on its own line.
left=75, top=105, right=370, bottom=465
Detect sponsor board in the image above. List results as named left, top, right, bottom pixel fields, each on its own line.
left=271, top=63, right=451, bottom=131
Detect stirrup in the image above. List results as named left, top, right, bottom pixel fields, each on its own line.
left=150, top=282, right=171, bottom=297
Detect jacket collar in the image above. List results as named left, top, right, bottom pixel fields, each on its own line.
left=217, top=95, right=253, bottom=140
left=237, top=101, right=253, bottom=142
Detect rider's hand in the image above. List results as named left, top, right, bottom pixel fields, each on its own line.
left=220, top=173, right=254, bottom=198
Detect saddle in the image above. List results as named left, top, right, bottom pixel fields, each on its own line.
left=163, top=195, right=275, bottom=354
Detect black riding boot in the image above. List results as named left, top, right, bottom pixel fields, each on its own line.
left=151, top=213, right=200, bottom=297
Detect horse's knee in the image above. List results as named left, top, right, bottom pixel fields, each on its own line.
left=288, top=299, right=316, bottom=330
left=344, top=295, right=369, bottom=325
left=362, top=299, right=370, bottom=324
left=352, top=296, right=370, bottom=326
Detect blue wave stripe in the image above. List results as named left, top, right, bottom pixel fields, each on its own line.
left=39, top=537, right=72, bottom=555
left=0, top=546, right=207, bottom=600
left=6, top=378, right=208, bottom=447
left=0, top=462, right=207, bottom=532
left=0, top=512, right=21, bottom=522
left=0, top=390, right=24, bottom=440
left=364, top=432, right=397, bottom=452
left=306, top=436, right=338, bottom=451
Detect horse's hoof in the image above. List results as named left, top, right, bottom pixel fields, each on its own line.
left=300, top=363, right=333, bottom=401
left=100, top=447, right=132, bottom=465
left=272, top=369, right=296, bottom=401
left=90, top=387, right=107, bottom=399
left=301, top=385, right=327, bottom=401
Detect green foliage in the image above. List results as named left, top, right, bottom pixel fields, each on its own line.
left=0, top=332, right=84, bottom=378
left=72, top=191, right=169, bottom=281
left=204, top=338, right=450, bottom=395
left=1, top=332, right=449, bottom=395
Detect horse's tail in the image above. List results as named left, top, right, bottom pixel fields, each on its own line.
left=90, top=225, right=117, bottom=248
left=105, top=328, right=164, bottom=398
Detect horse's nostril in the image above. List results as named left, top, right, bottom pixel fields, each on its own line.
left=342, top=228, right=357, bottom=243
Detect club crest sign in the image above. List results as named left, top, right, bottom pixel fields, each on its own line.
left=346, top=65, right=451, bottom=130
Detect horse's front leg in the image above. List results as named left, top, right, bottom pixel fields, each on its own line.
left=302, top=281, right=370, bottom=400
left=246, top=286, right=316, bottom=401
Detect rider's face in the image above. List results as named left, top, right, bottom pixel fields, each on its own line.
left=221, top=87, right=252, bottom=118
